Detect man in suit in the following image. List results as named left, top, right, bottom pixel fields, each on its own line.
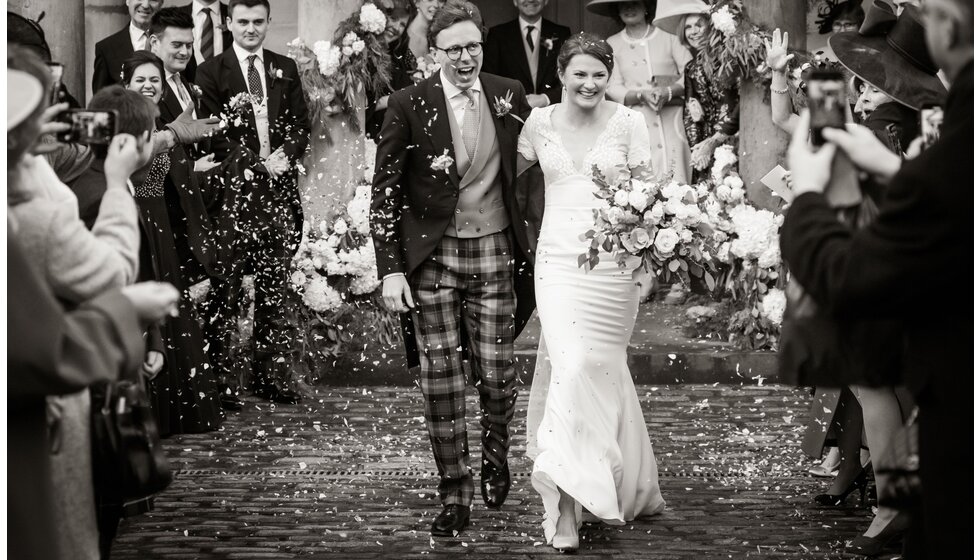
left=371, top=0, right=536, bottom=537
left=483, top=0, right=571, bottom=108
left=180, top=0, right=233, bottom=66
left=92, top=0, right=177, bottom=94
left=780, top=0, right=972, bottom=557
left=196, top=0, right=310, bottom=405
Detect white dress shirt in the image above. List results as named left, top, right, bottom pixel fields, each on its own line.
left=439, top=70, right=482, bottom=128
left=166, top=71, right=196, bottom=116
left=232, top=42, right=271, bottom=158
left=129, top=22, right=150, bottom=51
left=192, top=0, right=224, bottom=64
left=519, top=16, right=541, bottom=88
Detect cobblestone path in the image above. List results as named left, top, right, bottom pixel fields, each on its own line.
left=113, top=385, right=886, bottom=559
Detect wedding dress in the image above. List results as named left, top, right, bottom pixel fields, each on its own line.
left=518, top=104, right=666, bottom=543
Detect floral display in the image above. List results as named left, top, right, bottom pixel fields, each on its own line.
left=579, top=166, right=715, bottom=288
left=411, top=56, right=442, bottom=83
left=699, top=0, right=769, bottom=90
left=287, top=1, right=392, bottom=134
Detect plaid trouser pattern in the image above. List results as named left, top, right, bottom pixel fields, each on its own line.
left=409, top=230, right=518, bottom=507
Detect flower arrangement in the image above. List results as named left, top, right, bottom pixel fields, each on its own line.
left=287, top=1, right=392, bottom=134
left=699, top=0, right=769, bottom=90
left=219, top=92, right=262, bottom=128
left=411, top=55, right=442, bottom=83
left=580, top=166, right=714, bottom=287
left=287, top=183, right=400, bottom=380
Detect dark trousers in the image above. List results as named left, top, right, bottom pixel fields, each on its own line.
left=902, top=387, right=971, bottom=559
left=204, top=181, right=300, bottom=392
left=409, top=231, right=518, bottom=507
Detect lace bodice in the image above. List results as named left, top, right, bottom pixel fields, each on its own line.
left=518, top=104, right=651, bottom=186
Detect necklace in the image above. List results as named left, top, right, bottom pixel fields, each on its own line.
left=623, top=24, right=652, bottom=44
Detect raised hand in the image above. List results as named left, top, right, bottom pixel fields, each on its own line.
left=121, top=281, right=181, bottom=326
left=764, top=28, right=795, bottom=73
left=104, top=133, right=150, bottom=186
left=167, top=103, right=223, bottom=144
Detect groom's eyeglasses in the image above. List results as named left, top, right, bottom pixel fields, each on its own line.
left=435, top=42, right=483, bottom=61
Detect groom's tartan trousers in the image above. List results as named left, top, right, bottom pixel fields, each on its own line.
left=408, top=230, right=519, bottom=507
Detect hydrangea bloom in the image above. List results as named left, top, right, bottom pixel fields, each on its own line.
left=728, top=204, right=781, bottom=264
left=711, top=6, right=738, bottom=36
left=359, top=2, right=387, bottom=34
left=760, top=289, right=786, bottom=325
left=303, top=276, right=343, bottom=313
left=314, top=40, right=341, bottom=77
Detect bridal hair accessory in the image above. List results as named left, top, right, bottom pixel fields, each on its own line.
left=430, top=149, right=454, bottom=173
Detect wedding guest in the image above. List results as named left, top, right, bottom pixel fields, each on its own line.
left=589, top=0, right=692, bottom=183
left=120, top=51, right=226, bottom=431
left=654, top=0, right=739, bottom=183
left=179, top=0, right=232, bottom=66
left=196, top=0, right=311, bottom=405
left=483, top=0, right=572, bottom=108
left=7, top=51, right=152, bottom=559
left=390, top=0, right=445, bottom=86
left=817, top=0, right=865, bottom=35
left=367, top=0, right=418, bottom=140
left=782, top=0, right=972, bottom=557
left=93, top=0, right=166, bottom=94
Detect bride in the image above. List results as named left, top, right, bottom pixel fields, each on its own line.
left=517, top=33, right=666, bottom=552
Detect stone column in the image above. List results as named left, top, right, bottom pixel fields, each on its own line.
left=739, top=0, right=806, bottom=209
left=9, top=0, right=86, bottom=100
left=84, top=0, right=130, bottom=101
left=298, top=0, right=365, bottom=226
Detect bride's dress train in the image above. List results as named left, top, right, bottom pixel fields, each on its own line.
left=519, top=104, right=666, bottom=543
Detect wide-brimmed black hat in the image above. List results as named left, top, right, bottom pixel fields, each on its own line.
left=586, top=0, right=655, bottom=19
left=828, top=0, right=946, bottom=109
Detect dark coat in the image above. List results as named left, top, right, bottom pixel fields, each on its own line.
left=483, top=18, right=571, bottom=105
left=92, top=24, right=198, bottom=95
left=370, top=72, right=537, bottom=368
left=195, top=46, right=311, bottom=244
left=780, top=62, right=973, bottom=409
left=8, top=230, right=143, bottom=560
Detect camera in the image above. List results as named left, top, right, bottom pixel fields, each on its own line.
left=55, top=109, right=118, bottom=145
left=807, top=70, right=847, bottom=146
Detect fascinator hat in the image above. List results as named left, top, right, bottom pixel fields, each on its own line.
left=7, top=69, right=44, bottom=131
left=651, top=0, right=710, bottom=34
left=829, top=0, right=946, bottom=109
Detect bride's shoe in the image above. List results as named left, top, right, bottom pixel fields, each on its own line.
left=551, top=511, right=579, bottom=552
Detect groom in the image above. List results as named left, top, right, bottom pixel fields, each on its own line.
left=371, top=0, right=536, bottom=537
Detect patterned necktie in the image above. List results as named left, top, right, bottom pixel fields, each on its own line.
left=172, top=74, right=189, bottom=105
left=460, top=89, right=478, bottom=161
left=525, top=25, right=535, bottom=51
left=247, top=54, right=264, bottom=103
left=201, top=8, right=214, bottom=59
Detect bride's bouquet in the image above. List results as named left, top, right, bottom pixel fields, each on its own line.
left=579, top=165, right=714, bottom=286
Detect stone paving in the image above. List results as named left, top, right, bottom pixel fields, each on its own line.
left=112, top=384, right=891, bottom=559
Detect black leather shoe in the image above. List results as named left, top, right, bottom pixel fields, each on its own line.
left=431, top=505, right=470, bottom=537
left=481, top=461, right=511, bottom=509
left=218, top=385, right=243, bottom=411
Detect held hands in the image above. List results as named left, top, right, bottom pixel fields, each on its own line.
left=142, top=350, right=165, bottom=380
left=691, top=138, right=716, bottom=170
left=120, top=281, right=181, bottom=326
left=764, top=28, right=795, bottom=74
left=166, top=103, right=223, bottom=144
left=104, top=133, right=154, bottom=187
left=194, top=154, right=220, bottom=173
left=643, top=87, right=671, bottom=112
left=381, top=274, right=415, bottom=313
left=263, top=148, right=290, bottom=178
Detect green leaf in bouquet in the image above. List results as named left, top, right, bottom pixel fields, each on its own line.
left=578, top=253, right=589, bottom=269
left=678, top=259, right=689, bottom=271
left=589, top=255, right=600, bottom=269
left=705, top=271, right=716, bottom=291
left=689, top=262, right=704, bottom=278
left=602, top=236, right=615, bottom=253
left=579, top=229, right=595, bottom=242
left=668, top=259, right=681, bottom=272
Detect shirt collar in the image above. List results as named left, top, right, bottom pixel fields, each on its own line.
left=166, top=70, right=181, bottom=83
left=519, top=16, right=542, bottom=30
left=439, top=70, right=482, bottom=99
left=232, top=42, right=264, bottom=64
left=129, top=23, right=148, bottom=45
left=193, top=0, right=217, bottom=15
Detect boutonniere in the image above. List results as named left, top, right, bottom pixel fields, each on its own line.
left=267, top=62, right=288, bottom=86
left=430, top=149, right=454, bottom=174
left=543, top=37, right=557, bottom=52
left=190, top=84, right=203, bottom=99
left=492, top=90, right=525, bottom=124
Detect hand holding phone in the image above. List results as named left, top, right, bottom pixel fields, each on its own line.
left=55, top=109, right=118, bottom=145
left=807, top=70, right=847, bottom=146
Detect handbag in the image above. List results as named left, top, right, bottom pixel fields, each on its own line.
left=90, top=375, right=172, bottom=506
left=876, top=408, right=921, bottom=509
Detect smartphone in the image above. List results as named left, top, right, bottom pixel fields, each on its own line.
left=919, top=104, right=943, bottom=148
left=807, top=70, right=847, bottom=146
left=55, top=109, right=118, bottom=145
left=46, top=62, right=64, bottom=106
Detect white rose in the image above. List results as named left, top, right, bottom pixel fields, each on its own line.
left=716, top=241, right=732, bottom=263
left=290, top=270, right=308, bottom=289
left=613, top=189, right=630, bottom=208
left=342, top=46, right=354, bottom=57
left=352, top=39, right=365, bottom=54
left=679, top=229, right=694, bottom=243
left=760, top=289, right=787, bottom=326
left=628, top=189, right=649, bottom=212
left=654, top=228, right=680, bottom=254
left=333, top=219, right=349, bottom=235
left=607, top=207, right=627, bottom=225
left=696, top=184, right=709, bottom=199
left=715, top=184, right=732, bottom=201
left=723, top=175, right=744, bottom=190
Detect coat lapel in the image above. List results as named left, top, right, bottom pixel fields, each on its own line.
left=223, top=48, right=248, bottom=96
left=423, top=74, right=460, bottom=189
left=264, top=49, right=282, bottom=123
left=480, top=76, right=515, bottom=187
left=509, top=20, right=535, bottom=91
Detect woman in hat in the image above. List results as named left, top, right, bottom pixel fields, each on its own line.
left=588, top=0, right=693, bottom=183
left=653, top=0, right=739, bottom=182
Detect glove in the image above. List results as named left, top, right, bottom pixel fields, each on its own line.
left=165, top=103, right=222, bottom=144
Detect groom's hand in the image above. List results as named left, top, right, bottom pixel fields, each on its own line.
left=382, top=274, right=415, bottom=313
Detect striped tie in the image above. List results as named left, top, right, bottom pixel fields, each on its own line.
left=201, top=7, right=214, bottom=59
left=247, top=54, right=264, bottom=103
left=460, top=89, right=478, bottom=160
